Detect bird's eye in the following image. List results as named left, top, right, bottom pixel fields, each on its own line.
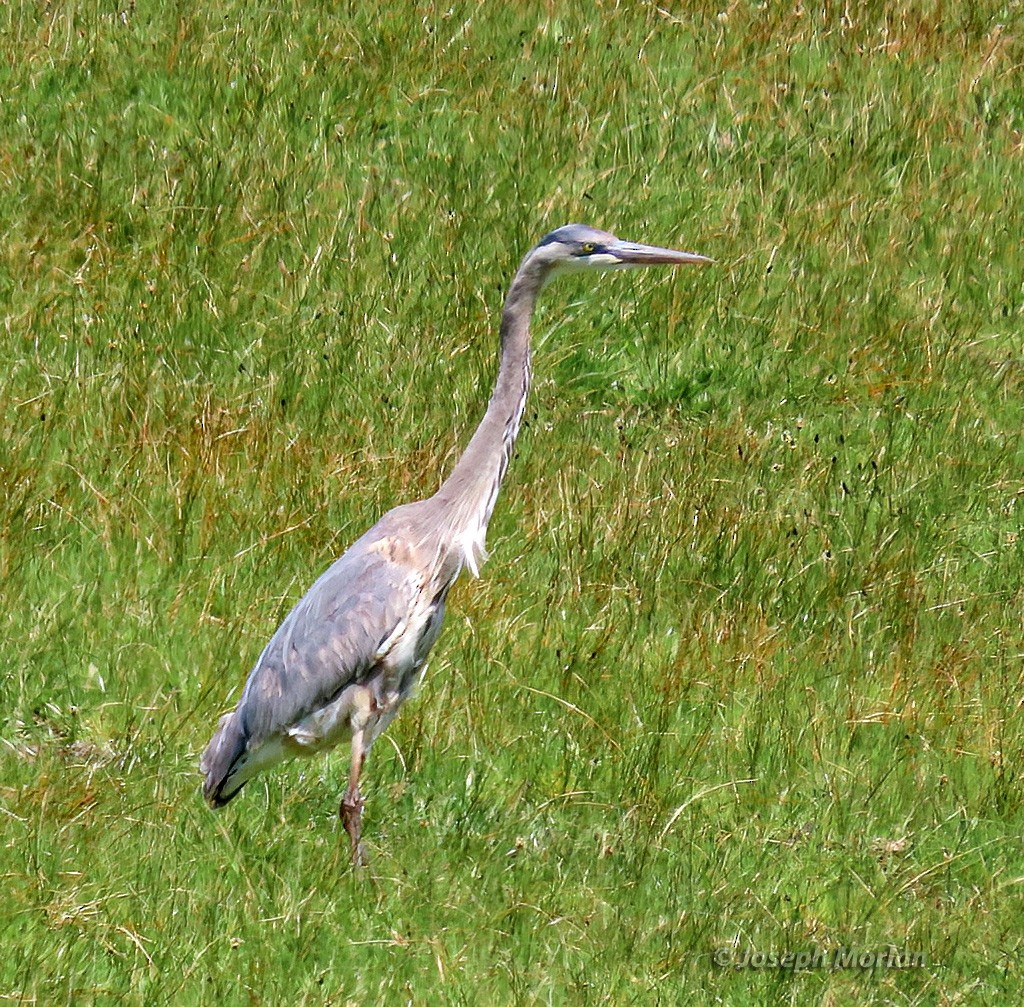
left=579, top=242, right=596, bottom=255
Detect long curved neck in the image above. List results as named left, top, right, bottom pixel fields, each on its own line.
left=431, top=255, right=547, bottom=575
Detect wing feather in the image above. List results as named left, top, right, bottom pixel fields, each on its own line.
left=237, top=529, right=425, bottom=745
left=201, top=500, right=461, bottom=807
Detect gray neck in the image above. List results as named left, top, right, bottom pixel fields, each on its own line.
left=431, top=255, right=547, bottom=574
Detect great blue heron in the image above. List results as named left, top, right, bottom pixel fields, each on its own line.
left=201, top=224, right=709, bottom=862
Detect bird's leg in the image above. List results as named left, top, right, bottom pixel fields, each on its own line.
left=340, top=728, right=367, bottom=866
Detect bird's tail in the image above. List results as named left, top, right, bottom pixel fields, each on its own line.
left=200, top=711, right=249, bottom=808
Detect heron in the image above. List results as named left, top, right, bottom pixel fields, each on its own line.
left=201, top=223, right=710, bottom=863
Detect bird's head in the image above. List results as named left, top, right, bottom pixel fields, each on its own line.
left=529, top=223, right=711, bottom=278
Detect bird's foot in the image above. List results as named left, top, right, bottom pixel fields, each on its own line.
left=340, top=792, right=366, bottom=867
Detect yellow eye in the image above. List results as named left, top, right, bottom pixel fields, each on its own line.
left=580, top=242, right=595, bottom=255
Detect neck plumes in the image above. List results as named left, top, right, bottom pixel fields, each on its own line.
left=432, top=256, right=545, bottom=577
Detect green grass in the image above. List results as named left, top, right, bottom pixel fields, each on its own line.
left=2, top=2, right=1023, bottom=1003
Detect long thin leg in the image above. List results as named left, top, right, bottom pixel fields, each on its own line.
left=340, top=728, right=367, bottom=866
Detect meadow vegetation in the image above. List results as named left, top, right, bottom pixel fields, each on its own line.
left=1, top=2, right=1023, bottom=1003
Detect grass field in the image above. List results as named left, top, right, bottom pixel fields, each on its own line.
left=2, top=2, right=1023, bottom=1003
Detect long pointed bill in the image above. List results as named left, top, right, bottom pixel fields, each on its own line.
left=607, top=240, right=713, bottom=267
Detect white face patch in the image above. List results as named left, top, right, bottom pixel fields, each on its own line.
left=556, top=251, right=633, bottom=273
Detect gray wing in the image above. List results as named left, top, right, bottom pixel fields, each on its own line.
left=235, top=522, right=427, bottom=746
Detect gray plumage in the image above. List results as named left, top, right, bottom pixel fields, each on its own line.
left=200, top=224, right=709, bottom=861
